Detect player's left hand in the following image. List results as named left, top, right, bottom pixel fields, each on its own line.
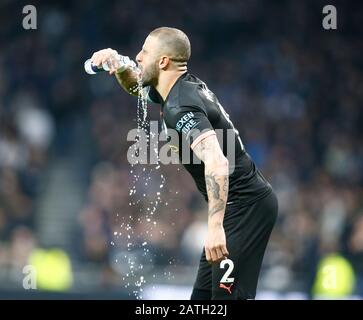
left=204, top=223, right=229, bottom=264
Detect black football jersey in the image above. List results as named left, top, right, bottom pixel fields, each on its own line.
left=146, top=72, right=272, bottom=205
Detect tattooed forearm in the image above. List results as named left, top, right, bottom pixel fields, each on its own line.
left=221, top=176, right=228, bottom=198
left=208, top=199, right=225, bottom=217
left=205, top=173, right=229, bottom=219
left=205, top=175, right=220, bottom=200
left=191, top=133, right=229, bottom=224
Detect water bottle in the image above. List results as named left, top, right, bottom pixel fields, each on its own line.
left=84, top=54, right=139, bottom=75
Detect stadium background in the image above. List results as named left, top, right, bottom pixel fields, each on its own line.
left=0, top=0, right=362, bottom=299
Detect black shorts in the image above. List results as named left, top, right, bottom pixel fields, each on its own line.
left=191, top=191, right=278, bottom=300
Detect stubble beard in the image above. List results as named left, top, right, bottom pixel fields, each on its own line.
left=141, top=62, right=159, bottom=87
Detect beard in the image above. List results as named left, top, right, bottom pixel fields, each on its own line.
left=141, top=62, right=159, bottom=87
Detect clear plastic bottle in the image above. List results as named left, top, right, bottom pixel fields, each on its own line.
left=84, top=54, right=139, bottom=75
left=84, top=58, right=109, bottom=74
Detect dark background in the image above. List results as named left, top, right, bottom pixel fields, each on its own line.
left=0, top=0, right=362, bottom=299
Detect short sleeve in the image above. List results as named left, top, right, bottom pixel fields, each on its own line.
left=164, top=105, right=214, bottom=148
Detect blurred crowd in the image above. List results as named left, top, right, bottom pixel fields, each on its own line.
left=0, top=0, right=362, bottom=297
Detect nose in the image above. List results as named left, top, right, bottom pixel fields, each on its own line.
left=136, top=51, right=142, bottom=64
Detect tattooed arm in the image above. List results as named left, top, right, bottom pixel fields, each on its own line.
left=192, top=131, right=230, bottom=263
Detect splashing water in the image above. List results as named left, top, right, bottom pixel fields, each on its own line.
left=113, top=67, right=171, bottom=300
left=137, top=77, right=148, bottom=125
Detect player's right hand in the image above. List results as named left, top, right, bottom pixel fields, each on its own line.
left=90, top=48, right=122, bottom=75
left=204, top=223, right=229, bottom=264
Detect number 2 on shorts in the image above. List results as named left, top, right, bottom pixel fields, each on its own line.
left=220, top=258, right=235, bottom=283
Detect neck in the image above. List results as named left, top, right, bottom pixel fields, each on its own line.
left=155, top=70, right=187, bottom=101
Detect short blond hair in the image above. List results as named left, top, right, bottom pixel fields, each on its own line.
left=149, top=27, right=191, bottom=65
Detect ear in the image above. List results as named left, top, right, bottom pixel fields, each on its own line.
left=159, top=56, right=170, bottom=70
